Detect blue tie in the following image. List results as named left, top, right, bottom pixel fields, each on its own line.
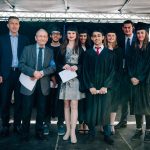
left=37, top=47, right=43, bottom=71
left=125, top=38, right=130, bottom=54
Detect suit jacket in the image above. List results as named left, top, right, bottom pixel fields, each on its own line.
left=0, top=34, right=29, bottom=79
left=118, top=33, right=136, bottom=72
left=19, top=44, right=56, bottom=96
left=118, top=33, right=136, bottom=58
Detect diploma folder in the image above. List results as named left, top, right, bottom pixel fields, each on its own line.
left=59, top=70, right=77, bottom=83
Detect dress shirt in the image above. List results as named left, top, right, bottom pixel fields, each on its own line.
left=125, top=33, right=134, bottom=47
left=93, top=44, right=104, bottom=54
left=10, top=32, right=18, bottom=67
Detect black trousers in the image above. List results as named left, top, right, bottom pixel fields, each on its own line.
left=120, top=73, right=131, bottom=123
left=45, top=87, right=64, bottom=126
left=0, top=69, right=22, bottom=128
left=135, top=115, right=150, bottom=129
left=21, top=81, right=46, bottom=134
left=78, top=98, right=87, bottom=124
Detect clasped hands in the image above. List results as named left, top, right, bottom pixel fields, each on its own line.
left=131, top=77, right=139, bottom=85
left=63, top=64, right=78, bottom=71
left=89, top=87, right=107, bottom=95
left=31, top=71, right=43, bottom=80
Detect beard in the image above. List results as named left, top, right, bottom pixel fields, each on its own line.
left=52, top=40, right=59, bottom=43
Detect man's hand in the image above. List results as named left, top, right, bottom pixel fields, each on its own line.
left=33, top=71, right=43, bottom=80
left=131, top=77, right=139, bottom=85
left=99, top=87, right=107, bottom=94
left=89, top=87, right=97, bottom=95
left=0, top=76, right=3, bottom=84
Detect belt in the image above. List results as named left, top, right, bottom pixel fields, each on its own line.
left=11, top=67, right=19, bottom=71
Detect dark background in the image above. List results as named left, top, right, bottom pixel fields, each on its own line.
left=0, top=21, right=123, bottom=44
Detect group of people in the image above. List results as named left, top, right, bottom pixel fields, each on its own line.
left=0, top=16, right=150, bottom=146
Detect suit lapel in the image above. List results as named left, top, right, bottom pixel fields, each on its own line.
left=17, top=35, right=21, bottom=58
left=32, top=44, right=37, bottom=69
left=7, top=35, right=13, bottom=60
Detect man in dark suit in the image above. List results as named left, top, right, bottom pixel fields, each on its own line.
left=0, top=16, right=29, bottom=137
left=115, top=20, right=136, bottom=129
left=19, top=29, right=56, bottom=141
left=43, top=26, right=65, bottom=136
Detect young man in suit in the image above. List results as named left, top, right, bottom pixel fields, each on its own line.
left=0, top=16, right=29, bottom=137
left=19, top=29, right=56, bottom=141
left=115, top=20, right=136, bottom=129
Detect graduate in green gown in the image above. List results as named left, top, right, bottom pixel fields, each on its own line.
left=82, top=29, right=115, bottom=145
left=128, top=22, right=150, bottom=142
left=104, top=30, right=123, bottom=135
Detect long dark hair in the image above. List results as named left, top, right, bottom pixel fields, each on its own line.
left=61, top=31, right=79, bottom=54
left=79, top=31, right=91, bottom=49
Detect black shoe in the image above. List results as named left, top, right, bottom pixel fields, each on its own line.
left=104, top=136, right=114, bottom=145
left=115, top=121, right=127, bottom=129
left=0, top=127, right=9, bottom=137
left=57, top=124, right=65, bottom=136
left=89, top=128, right=96, bottom=136
left=144, top=130, right=150, bottom=143
left=20, top=134, right=30, bottom=142
left=36, top=132, right=45, bottom=140
left=14, top=126, right=22, bottom=135
left=131, top=129, right=143, bottom=141
left=87, top=134, right=95, bottom=142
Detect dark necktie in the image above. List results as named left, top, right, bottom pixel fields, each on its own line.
left=125, top=38, right=130, bottom=54
left=37, top=47, right=43, bottom=71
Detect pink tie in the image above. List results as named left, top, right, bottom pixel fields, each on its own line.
left=95, top=47, right=100, bottom=55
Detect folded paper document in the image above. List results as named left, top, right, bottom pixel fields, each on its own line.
left=19, top=73, right=37, bottom=91
left=59, top=70, right=77, bottom=83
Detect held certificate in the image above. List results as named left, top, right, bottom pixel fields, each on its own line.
left=59, top=70, right=77, bottom=83
left=19, top=73, right=37, bottom=91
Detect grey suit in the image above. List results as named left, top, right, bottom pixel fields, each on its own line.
left=19, top=44, right=56, bottom=95
left=19, top=44, right=56, bottom=136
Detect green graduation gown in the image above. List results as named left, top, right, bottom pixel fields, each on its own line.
left=128, top=43, right=150, bottom=115
left=111, top=47, right=124, bottom=112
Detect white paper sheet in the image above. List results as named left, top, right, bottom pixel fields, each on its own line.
left=19, top=73, right=37, bottom=91
left=59, top=70, right=77, bottom=83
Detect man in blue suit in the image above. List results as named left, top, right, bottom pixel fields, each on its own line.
left=0, top=16, right=29, bottom=137
left=115, top=20, right=136, bottom=129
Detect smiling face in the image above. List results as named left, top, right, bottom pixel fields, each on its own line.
left=79, top=33, right=88, bottom=45
left=136, top=29, right=146, bottom=42
left=91, top=32, right=104, bottom=46
left=7, top=18, right=20, bottom=35
left=35, top=29, right=48, bottom=47
left=50, top=32, right=62, bottom=42
left=106, top=32, right=117, bottom=44
left=67, top=31, right=77, bottom=41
